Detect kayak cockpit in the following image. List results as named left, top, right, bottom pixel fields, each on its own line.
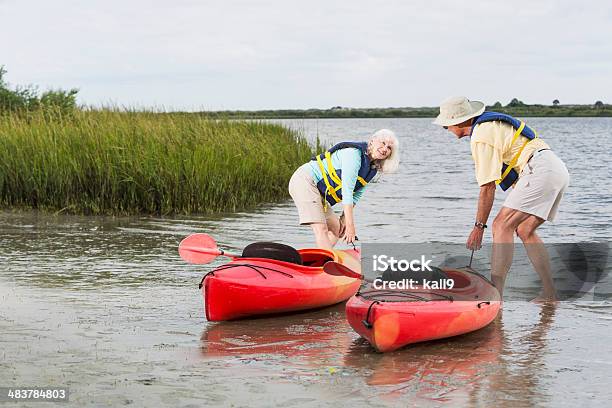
left=298, top=248, right=338, bottom=268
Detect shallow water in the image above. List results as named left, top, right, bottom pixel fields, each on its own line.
left=1, top=118, right=611, bottom=406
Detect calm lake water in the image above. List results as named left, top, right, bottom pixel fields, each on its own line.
left=1, top=118, right=611, bottom=406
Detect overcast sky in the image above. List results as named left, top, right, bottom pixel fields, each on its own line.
left=1, top=0, right=611, bottom=110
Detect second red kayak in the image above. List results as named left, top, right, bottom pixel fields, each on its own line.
left=346, top=268, right=501, bottom=352
left=201, top=247, right=361, bottom=321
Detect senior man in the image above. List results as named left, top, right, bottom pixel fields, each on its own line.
left=434, top=96, right=569, bottom=301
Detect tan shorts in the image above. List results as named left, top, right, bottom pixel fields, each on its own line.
left=503, top=150, right=569, bottom=222
left=288, top=164, right=337, bottom=225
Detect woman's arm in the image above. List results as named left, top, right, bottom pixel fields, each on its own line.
left=337, top=148, right=361, bottom=243
left=352, top=185, right=366, bottom=204
left=342, top=204, right=356, bottom=244
left=337, top=148, right=361, bottom=206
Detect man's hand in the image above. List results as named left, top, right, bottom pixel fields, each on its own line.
left=467, top=227, right=484, bottom=250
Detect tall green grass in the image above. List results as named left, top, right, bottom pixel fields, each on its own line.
left=0, top=109, right=315, bottom=215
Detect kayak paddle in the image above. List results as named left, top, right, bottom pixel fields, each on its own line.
left=179, top=233, right=240, bottom=264
left=323, top=261, right=369, bottom=281
left=468, top=249, right=475, bottom=269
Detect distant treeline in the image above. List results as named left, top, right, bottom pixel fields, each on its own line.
left=196, top=98, right=612, bottom=119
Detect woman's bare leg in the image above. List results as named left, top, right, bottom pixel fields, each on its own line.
left=325, top=214, right=341, bottom=246
left=310, top=222, right=334, bottom=251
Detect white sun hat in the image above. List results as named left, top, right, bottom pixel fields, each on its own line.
left=433, top=96, right=485, bottom=126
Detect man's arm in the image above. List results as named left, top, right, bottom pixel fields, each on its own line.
left=468, top=138, right=501, bottom=250
left=476, top=181, right=496, bottom=225
left=467, top=181, right=496, bottom=250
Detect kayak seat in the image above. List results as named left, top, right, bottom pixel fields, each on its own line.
left=241, top=242, right=303, bottom=265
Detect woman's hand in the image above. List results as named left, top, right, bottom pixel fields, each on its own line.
left=343, top=222, right=356, bottom=244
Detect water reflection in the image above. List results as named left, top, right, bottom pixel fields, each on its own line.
left=200, top=304, right=351, bottom=361
left=486, top=304, right=557, bottom=407
left=198, top=300, right=561, bottom=405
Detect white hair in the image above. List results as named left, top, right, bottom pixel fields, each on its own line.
left=369, top=129, right=400, bottom=174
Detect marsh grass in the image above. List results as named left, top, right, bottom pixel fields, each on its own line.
left=0, top=109, right=315, bottom=215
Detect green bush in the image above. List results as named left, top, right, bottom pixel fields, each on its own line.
left=0, top=65, right=78, bottom=113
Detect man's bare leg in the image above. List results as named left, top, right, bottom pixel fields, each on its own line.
left=516, top=216, right=558, bottom=302
left=491, top=207, right=533, bottom=297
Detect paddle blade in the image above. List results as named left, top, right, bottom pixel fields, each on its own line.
left=323, top=261, right=363, bottom=279
left=179, top=233, right=220, bottom=264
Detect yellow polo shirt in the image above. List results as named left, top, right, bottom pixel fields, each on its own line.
left=470, top=121, right=550, bottom=187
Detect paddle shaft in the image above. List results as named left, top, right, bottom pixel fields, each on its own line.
left=181, top=246, right=240, bottom=258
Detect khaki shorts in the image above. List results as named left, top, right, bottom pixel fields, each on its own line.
left=503, top=150, right=569, bottom=222
left=288, top=164, right=337, bottom=225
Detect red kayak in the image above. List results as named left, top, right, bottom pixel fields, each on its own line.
left=345, top=268, right=501, bottom=352
left=201, top=248, right=361, bottom=321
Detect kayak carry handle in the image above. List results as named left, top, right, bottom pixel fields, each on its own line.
left=362, top=300, right=381, bottom=329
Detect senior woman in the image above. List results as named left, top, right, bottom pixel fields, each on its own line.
left=289, top=129, right=400, bottom=250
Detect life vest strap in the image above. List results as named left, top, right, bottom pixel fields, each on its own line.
left=496, top=121, right=537, bottom=186
left=325, top=152, right=343, bottom=186
left=316, top=154, right=341, bottom=206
